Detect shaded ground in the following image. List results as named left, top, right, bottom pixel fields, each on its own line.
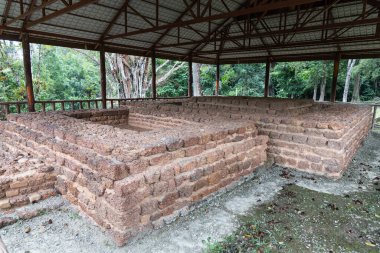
left=205, top=184, right=379, bottom=253
left=0, top=132, right=379, bottom=253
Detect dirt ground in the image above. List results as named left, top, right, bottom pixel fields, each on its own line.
left=1, top=132, right=379, bottom=253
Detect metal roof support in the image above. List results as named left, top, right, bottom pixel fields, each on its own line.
left=188, top=57, right=193, bottom=97
left=330, top=53, right=341, bottom=102
left=152, top=49, right=157, bottom=99
left=22, top=33, right=35, bottom=112
left=215, top=58, right=220, bottom=96
left=100, top=48, right=107, bottom=109
left=264, top=59, right=270, bottom=98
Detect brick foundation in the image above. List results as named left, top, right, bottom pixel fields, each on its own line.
left=0, top=97, right=372, bottom=245
left=0, top=107, right=267, bottom=246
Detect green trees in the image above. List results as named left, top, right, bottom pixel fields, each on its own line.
left=0, top=41, right=379, bottom=104
left=0, top=41, right=25, bottom=102
left=31, top=45, right=100, bottom=100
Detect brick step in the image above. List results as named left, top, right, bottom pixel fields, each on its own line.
left=1, top=123, right=127, bottom=181
left=0, top=188, right=57, bottom=210
left=2, top=128, right=125, bottom=185
left=0, top=131, right=46, bottom=162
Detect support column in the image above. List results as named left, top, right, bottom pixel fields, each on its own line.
left=330, top=53, right=341, bottom=102
left=264, top=59, right=270, bottom=98
left=100, top=49, right=107, bottom=109
left=215, top=60, right=220, bottom=96
left=188, top=58, right=193, bottom=97
left=22, top=34, right=35, bottom=112
left=152, top=49, right=157, bottom=99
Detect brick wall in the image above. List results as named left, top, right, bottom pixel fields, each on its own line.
left=0, top=108, right=268, bottom=246
left=0, top=97, right=372, bottom=246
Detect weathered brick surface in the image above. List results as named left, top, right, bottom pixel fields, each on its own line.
left=0, top=97, right=372, bottom=246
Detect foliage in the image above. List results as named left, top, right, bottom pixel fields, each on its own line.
left=203, top=221, right=280, bottom=253
left=156, top=59, right=188, bottom=97
left=0, top=41, right=25, bottom=102
left=0, top=40, right=379, bottom=103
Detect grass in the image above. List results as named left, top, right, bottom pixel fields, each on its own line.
left=68, top=211, right=81, bottom=220
left=204, top=221, right=281, bottom=253
left=204, top=184, right=380, bottom=253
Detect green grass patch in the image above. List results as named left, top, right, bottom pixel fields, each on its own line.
left=204, top=221, right=281, bottom=253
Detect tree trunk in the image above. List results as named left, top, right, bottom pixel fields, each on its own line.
left=192, top=63, right=201, bottom=96
left=351, top=74, right=361, bottom=102
left=106, top=53, right=186, bottom=99
left=343, top=59, right=356, bottom=102
left=319, top=62, right=327, bottom=102
left=313, top=81, right=318, bottom=101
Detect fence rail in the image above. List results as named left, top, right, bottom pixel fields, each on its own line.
left=0, top=97, right=189, bottom=115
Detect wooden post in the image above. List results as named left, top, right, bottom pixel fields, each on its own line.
left=100, top=49, right=107, bottom=109
left=215, top=60, right=220, bottom=96
left=264, top=59, right=270, bottom=98
left=188, top=58, right=193, bottom=97
left=22, top=34, right=35, bottom=112
left=330, top=53, right=340, bottom=102
left=152, top=49, right=157, bottom=99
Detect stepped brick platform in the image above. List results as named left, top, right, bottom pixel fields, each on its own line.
left=0, top=108, right=268, bottom=245
left=0, top=97, right=372, bottom=246
left=125, top=97, right=372, bottom=177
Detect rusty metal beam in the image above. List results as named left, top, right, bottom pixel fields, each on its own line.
left=151, top=0, right=198, bottom=48
left=3, top=0, right=58, bottom=27
left=2, top=0, right=13, bottom=25
left=100, top=49, right=107, bottom=109
left=215, top=58, right=220, bottom=96
left=188, top=58, right=193, bottom=97
left=21, top=33, right=35, bottom=112
left=195, top=35, right=380, bottom=55
left=26, top=0, right=97, bottom=28
left=157, top=16, right=380, bottom=49
left=264, top=59, right=270, bottom=98
left=105, top=0, right=319, bottom=41
left=99, top=0, right=129, bottom=42
left=152, top=49, right=157, bottom=99
left=330, top=53, right=341, bottom=102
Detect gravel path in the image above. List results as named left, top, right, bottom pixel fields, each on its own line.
left=1, top=132, right=379, bottom=253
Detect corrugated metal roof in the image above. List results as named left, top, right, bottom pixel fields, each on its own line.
left=0, top=0, right=379, bottom=63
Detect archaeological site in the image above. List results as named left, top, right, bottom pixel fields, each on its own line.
left=0, top=97, right=374, bottom=245
left=0, top=0, right=379, bottom=252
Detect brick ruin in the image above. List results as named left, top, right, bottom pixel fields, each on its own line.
left=0, top=97, right=373, bottom=245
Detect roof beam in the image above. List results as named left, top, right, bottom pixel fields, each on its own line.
left=191, top=0, right=258, bottom=55
left=2, top=0, right=13, bottom=25
left=105, top=0, right=320, bottom=41
left=367, top=0, right=380, bottom=8
left=25, top=0, right=97, bottom=29
left=99, top=0, right=129, bottom=42
left=22, top=0, right=37, bottom=29
left=194, top=35, right=380, bottom=55
left=327, top=6, right=377, bottom=39
left=3, top=0, right=58, bottom=27
left=156, top=16, right=380, bottom=49
left=151, top=0, right=198, bottom=48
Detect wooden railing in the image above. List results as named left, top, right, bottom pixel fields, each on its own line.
left=0, top=97, right=189, bottom=115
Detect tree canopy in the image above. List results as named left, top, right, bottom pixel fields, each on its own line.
left=0, top=41, right=379, bottom=105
